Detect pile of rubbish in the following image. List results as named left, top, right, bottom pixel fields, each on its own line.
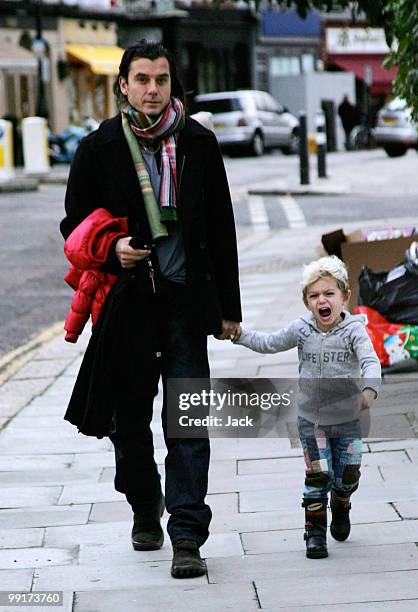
left=355, top=242, right=418, bottom=370
left=322, top=226, right=418, bottom=371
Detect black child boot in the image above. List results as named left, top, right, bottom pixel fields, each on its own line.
left=302, top=498, right=328, bottom=559
left=330, top=490, right=351, bottom=542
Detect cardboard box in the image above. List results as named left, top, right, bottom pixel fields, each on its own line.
left=321, top=227, right=417, bottom=310
left=342, top=236, right=417, bottom=310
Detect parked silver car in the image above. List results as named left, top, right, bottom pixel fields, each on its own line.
left=192, top=90, right=299, bottom=156
left=375, top=98, right=417, bottom=157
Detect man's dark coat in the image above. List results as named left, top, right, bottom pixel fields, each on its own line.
left=61, top=114, right=242, bottom=437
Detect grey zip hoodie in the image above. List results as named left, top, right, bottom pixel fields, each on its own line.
left=235, top=310, right=381, bottom=426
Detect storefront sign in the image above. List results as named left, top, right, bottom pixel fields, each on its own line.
left=326, top=28, right=390, bottom=54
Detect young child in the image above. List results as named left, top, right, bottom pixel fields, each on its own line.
left=232, top=256, right=381, bottom=559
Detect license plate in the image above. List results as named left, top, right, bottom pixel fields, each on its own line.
left=383, top=117, right=396, bottom=124
left=213, top=122, right=225, bottom=129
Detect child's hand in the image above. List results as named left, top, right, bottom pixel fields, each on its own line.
left=230, top=324, right=241, bottom=341
left=358, top=388, right=376, bottom=411
left=215, top=320, right=240, bottom=340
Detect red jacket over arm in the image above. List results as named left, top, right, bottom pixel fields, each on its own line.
left=63, top=208, right=128, bottom=343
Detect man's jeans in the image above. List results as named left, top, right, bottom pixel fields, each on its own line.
left=109, top=281, right=212, bottom=546
left=297, top=416, right=362, bottom=501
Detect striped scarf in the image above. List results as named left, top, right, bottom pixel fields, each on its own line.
left=120, top=98, right=185, bottom=239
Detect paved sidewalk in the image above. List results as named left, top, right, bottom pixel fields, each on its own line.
left=1, top=219, right=418, bottom=611
left=247, top=148, right=418, bottom=197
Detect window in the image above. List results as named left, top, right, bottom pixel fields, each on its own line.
left=264, top=93, right=282, bottom=113
left=302, top=54, right=315, bottom=73
left=193, top=98, right=243, bottom=114
left=270, top=56, right=300, bottom=77
left=254, top=93, right=268, bottom=112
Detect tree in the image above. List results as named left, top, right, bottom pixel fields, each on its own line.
left=237, top=1, right=418, bottom=121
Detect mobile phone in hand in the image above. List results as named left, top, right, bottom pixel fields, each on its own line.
left=129, top=236, right=154, bottom=250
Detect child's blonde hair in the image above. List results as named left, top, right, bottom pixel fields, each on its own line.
left=302, top=256, right=349, bottom=301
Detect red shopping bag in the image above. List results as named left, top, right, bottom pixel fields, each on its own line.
left=355, top=306, right=418, bottom=368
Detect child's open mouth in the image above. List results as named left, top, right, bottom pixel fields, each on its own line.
left=318, top=307, right=332, bottom=319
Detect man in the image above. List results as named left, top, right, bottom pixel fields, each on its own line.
left=338, top=95, right=360, bottom=151
left=60, top=40, right=241, bottom=578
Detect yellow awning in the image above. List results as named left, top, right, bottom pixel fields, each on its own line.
left=65, top=44, right=124, bottom=76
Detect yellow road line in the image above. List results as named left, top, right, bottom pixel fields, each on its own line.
left=0, top=321, right=64, bottom=385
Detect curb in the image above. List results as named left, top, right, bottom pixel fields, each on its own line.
left=0, top=179, right=39, bottom=193
left=40, top=174, right=69, bottom=185
left=0, top=321, right=64, bottom=386
left=248, top=186, right=350, bottom=197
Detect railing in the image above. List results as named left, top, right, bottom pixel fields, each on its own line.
left=122, top=0, right=175, bottom=13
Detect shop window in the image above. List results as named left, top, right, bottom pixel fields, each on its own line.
left=301, top=54, right=315, bottom=73
left=270, top=56, right=300, bottom=77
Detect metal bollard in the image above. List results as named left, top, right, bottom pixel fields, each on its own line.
left=299, top=112, right=309, bottom=185
left=316, top=111, right=327, bottom=178
left=0, top=119, right=15, bottom=180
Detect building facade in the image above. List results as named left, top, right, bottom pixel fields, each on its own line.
left=0, top=1, right=123, bottom=132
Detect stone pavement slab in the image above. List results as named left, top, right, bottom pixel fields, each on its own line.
left=207, top=542, right=418, bottom=583
left=10, top=358, right=71, bottom=380
left=73, top=582, right=259, bottom=612
left=33, top=561, right=207, bottom=591
left=254, top=570, right=418, bottom=608
left=394, top=501, right=418, bottom=520
left=237, top=449, right=412, bottom=475
left=218, top=500, right=398, bottom=533
left=0, top=569, right=34, bottom=590
left=0, top=378, right=55, bottom=419
left=88, top=491, right=238, bottom=524
left=86, top=501, right=132, bottom=523
left=239, top=477, right=418, bottom=513
left=58, top=482, right=125, bottom=505
left=242, top=519, right=418, bottom=555
left=0, top=505, right=91, bottom=529
left=0, top=486, right=61, bottom=509
left=0, top=546, right=77, bottom=569
left=7, top=416, right=78, bottom=429
left=0, top=454, right=73, bottom=471
left=71, top=451, right=116, bottom=469
left=0, top=528, right=43, bottom=549
left=273, top=602, right=418, bottom=612
left=78, top=532, right=243, bottom=566
left=0, top=468, right=101, bottom=487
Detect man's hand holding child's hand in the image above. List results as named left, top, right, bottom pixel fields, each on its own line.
left=215, top=320, right=241, bottom=341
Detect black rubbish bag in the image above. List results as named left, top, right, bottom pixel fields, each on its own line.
left=358, top=243, right=418, bottom=324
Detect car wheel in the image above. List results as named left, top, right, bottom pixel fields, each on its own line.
left=250, top=131, right=264, bottom=156
left=281, top=130, right=299, bottom=155
left=383, top=144, right=407, bottom=157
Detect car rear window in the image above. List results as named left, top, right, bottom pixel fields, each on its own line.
left=193, top=98, right=243, bottom=114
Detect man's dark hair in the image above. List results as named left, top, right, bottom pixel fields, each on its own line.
left=113, top=39, right=185, bottom=105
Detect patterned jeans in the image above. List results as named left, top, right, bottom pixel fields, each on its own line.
left=297, top=416, right=363, bottom=501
